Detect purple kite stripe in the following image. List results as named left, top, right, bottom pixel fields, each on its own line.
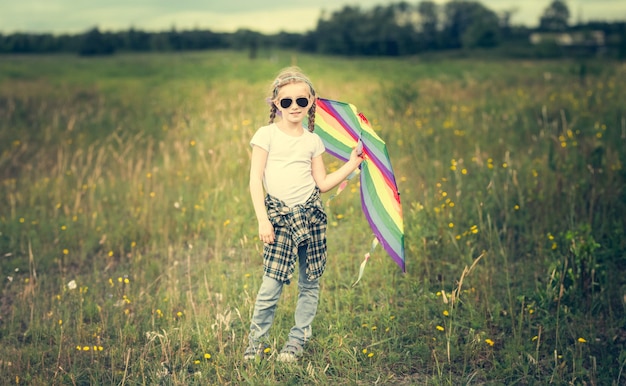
left=363, top=147, right=396, bottom=188
left=319, top=99, right=361, bottom=141
left=316, top=98, right=405, bottom=273
left=360, top=171, right=405, bottom=272
left=360, top=170, right=404, bottom=247
left=325, top=147, right=348, bottom=163
left=361, top=189, right=406, bottom=272
left=321, top=99, right=397, bottom=187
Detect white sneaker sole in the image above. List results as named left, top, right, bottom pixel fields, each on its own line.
left=277, top=353, right=298, bottom=363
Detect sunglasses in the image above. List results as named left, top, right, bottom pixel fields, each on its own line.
left=279, top=97, right=309, bottom=109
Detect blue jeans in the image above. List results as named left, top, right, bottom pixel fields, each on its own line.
left=248, top=245, right=320, bottom=346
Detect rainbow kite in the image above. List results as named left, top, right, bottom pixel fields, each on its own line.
left=311, top=98, right=405, bottom=275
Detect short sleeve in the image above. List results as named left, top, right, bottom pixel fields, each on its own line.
left=250, top=125, right=271, bottom=151
left=312, top=133, right=325, bottom=158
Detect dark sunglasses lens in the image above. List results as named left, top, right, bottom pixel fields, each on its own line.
left=279, top=98, right=309, bottom=108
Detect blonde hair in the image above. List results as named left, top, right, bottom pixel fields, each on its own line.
left=268, top=66, right=317, bottom=132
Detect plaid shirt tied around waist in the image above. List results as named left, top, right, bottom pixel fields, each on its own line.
left=263, top=187, right=327, bottom=284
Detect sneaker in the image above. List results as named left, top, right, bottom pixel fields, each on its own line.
left=277, top=341, right=303, bottom=363
left=244, top=342, right=270, bottom=361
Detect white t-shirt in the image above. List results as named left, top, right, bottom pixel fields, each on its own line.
left=250, top=123, right=325, bottom=207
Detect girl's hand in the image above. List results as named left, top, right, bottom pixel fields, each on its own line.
left=349, top=146, right=364, bottom=167
left=258, top=219, right=275, bottom=244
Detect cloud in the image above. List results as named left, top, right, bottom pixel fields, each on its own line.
left=142, top=7, right=323, bottom=33
left=0, top=0, right=624, bottom=34
left=0, top=0, right=327, bottom=33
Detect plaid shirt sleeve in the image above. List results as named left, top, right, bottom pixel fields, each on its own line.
left=263, top=188, right=327, bottom=284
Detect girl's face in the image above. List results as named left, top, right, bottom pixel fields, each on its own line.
left=274, top=82, right=312, bottom=125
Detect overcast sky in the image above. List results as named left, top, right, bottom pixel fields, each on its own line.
left=1, top=0, right=625, bottom=35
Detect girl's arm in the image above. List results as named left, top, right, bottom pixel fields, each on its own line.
left=250, top=145, right=275, bottom=244
left=312, top=147, right=363, bottom=193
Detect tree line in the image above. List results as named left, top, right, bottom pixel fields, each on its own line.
left=1, top=0, right=625, bottom=58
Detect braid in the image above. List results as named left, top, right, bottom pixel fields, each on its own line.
left=307, top=101, right=316, bottom=132
left=268, top=104, right=277, bottom=124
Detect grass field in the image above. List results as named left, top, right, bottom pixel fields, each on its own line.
left=1, top=50, right=625, bottom=385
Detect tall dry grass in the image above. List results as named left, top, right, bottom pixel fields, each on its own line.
left=0, top=51, right=625, bottom=384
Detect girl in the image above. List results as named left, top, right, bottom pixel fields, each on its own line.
left=246, top=67, right=363, bottom=362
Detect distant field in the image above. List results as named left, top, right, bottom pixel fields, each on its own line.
left=0, top=50, right=624, bottom=385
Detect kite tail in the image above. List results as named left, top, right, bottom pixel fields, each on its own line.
left=324, top=165, right=381, bottom=287
left=351, top=237, right=379, bottom=287
left=325, top=169, right=360, bottom=207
